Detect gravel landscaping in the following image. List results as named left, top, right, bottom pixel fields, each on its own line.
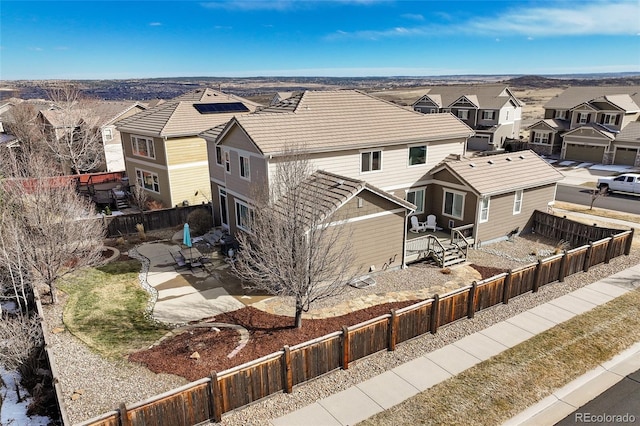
left=40, top=231, right=639, bottom=425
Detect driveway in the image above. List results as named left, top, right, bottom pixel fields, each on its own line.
left=135, top=242, right=270, bottom=325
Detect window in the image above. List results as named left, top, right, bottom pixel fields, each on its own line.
left=235, top=200, right=253, bottom=232
left=602, top=113, right=618, bottom=125
left=103, top=128, right=113, bottom=141
left=406, top=188, right=425, bottom=214
left=482, top=110, right=495, bottom=120
left=131, top=135, right=155, bottom=159
left=443, top=190, right=464, bottom=220
left=578, top=112, right=590, bottom=124
left=408, top=145, right=427, bottom=166
left=533, top=132, right=550, bottom=144
left=513, top=190, right=523, bottom=214
left=479, top=196, right=490, bottom=222
left=135, top=169, right=160, bottom=193
left=555, top=110, right=568, bottom=120
left=239, top=155, right=250, bottom=179
left=215, top=146, right=223, bottom=165
left=457, top=109, right=469, bottom=120
left=219, top=188, right=228, bottom=227
left=361, top=150, right=382, bottom=172
left=429, top=108, right=437, bottom=114
left=224, top=151, right=230, bottom=173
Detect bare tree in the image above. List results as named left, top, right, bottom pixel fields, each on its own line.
left=0, top=314, right=43, bottom=370
left=589, top=187, right=608, bottom=210
left=230, top=153, right=355, bottom=328
left=43, top=84, right=105, bottom=174
left=1, top=170, right=106, bottom=304
left=0, top=102, right=48, bottom=178
left=130, top=183, right=149, bottom=212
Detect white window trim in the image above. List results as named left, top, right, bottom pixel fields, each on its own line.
left=482, top=110, right=495, bottom=120
left=407, top=144, right=428, bottom=167
left=235, top=199, right=253, bottom=232
left=131, top=135, right=156, bottom=159
left=479, top=196, right=490, bottom=223
left=224, top=151, right=231, bottom=174
left=219, top=188, right=229, bottom=228
left=360, top=149, right=382, bottom=174
left=555, top=110, right=567, bottom=120
left=215, top=145, right=223, bottom=166
left=135, top=168, right=160, bottom=193
left=406, top=187, right=426, bottom=214
left=458, top=109, right=469, bottom=120
left=103, top=128, right=113, bottom=141
left=239, top=155, right=251, bottom=180
left=578, top=112, right=590, bottom=124
left=513, top=190, right=523, bottom=215
left=533, top=132, right=550, bottom=144
left=602, top=113, right=617, bottom=125
left=442, top=189, right=465, bottom=220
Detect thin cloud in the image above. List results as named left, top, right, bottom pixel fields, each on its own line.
left=401, top=13, right=424, bottom=21
left=327, top=1, right=639, bottom=40
left=28, top=47, right=43, bottom=51
left=200, top=1, right=296, bottom=11
left=149, top=22, right=162, bottom=26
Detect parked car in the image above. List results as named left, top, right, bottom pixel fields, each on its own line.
left=597, top=173, right=640, bottom=194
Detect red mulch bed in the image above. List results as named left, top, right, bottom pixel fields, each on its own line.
left=128, top=265, right=505, bottom=382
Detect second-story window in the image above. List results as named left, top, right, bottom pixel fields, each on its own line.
left=224, top=151, right=230, bottom=173
left=457, top=109, right=469, bottom=120
left=601, top=113, right=618, bottom=125
left=239, top=155, right=250, bottom=179
left=361, top=150, right=381, bottom=173
left=408, top=145, right=427, bottom=166
left=131, top=135, right=155, bottom=159
left=555, top=110, right=568, bottom=120
left=482, top=110, right=495, bottom=120
left=103, top=128, right=113, bottom=141
left=578, top=112, right=590, bottom=124
left=215, top=146, right=223, bottom=165
left=533, top=132, right=550, bottom=144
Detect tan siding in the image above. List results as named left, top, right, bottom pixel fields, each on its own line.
left=121, top=132, right=167, bottom=166
left=338, top=190, right=402, bottom=219
left=268, top=138, right=466, bottom=190
left=427, top=184, right=476, bottom=230
left=126, top=163, right=172, bottom=208
left=432, top=169, right=464, bottom=186
left=335, top=211, right=406, bottom=275
left=208, top=141, right=227, bottom=183
left=223, top=126, right=263, bottom=154
left=477, top=185, right=555, bottom=245
left=168, top=164, right=210, bottom=207
left=165, top=136, right=207, bottom=165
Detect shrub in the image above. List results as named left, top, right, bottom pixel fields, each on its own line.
left=146, top=199, right=164, bottom=211
left=187, top=209, right=212, bottom=236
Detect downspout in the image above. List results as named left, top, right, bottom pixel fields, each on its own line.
left=402, top=210, right=410, bottom=269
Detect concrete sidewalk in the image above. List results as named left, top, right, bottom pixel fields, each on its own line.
left=270, top=264, right=640, bottom=426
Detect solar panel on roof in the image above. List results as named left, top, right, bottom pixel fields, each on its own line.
left=193, top=102, right=250, bottom=114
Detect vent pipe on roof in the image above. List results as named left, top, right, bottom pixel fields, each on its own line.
left=488, top=160, right=494, bottom=164
left=519, top=154, right=526, bottom=159
left=506, top=157, right=512, bottom=161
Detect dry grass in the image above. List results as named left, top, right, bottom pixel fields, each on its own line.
left=359, top=289, right=640, bottom=426
left=554, top=201, right=640, bottom=230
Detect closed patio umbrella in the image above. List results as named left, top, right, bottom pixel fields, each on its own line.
left=183, top=223, right=192, bottom=262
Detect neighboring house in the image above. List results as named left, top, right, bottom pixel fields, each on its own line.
left=426, top=150, right=564, bottom=246
left=412, top=85, right=523, bottom=151
left=527, top=86, right=640, bottom=165
left=91, top=101, right=147, bottom=172
left=115, top=88, right=261, bottom=208
left=201, top=89, right=474, bottom=270
left=269, top=92, right=294, bottom=106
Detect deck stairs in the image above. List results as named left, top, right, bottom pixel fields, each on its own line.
left=405, top=226, right=474, bottom=267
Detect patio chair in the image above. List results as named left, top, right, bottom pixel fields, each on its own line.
left=425, top=215, right=438, bottom=232
left=409, top=216, right=428, bottom=233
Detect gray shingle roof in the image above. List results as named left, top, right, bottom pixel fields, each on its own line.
left=275, top=169, right=415, bottom=225
left=115, top=88, right=261, bottom=137
left=527, top=118, right=571, bottom=132
left=217, top=90, right=474, bottom=156
left=432, top=150, right=563, bottom=196
left=414, top=84, right=522, bottom=110
left=544, top=86, right=640, bottom=110
left=615, top=121, right=640, bottom=143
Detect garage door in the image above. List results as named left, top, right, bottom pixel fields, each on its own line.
left=564, top=144, right=605, bottom=163
left=613, top=147, right=638, bottom=166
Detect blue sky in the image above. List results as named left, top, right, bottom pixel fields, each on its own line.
left=1, top=0, right=639, bottom=80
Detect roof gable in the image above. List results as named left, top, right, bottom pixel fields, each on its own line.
left=544, top=86, right=640, bottom=111
left=417, top=84, right=520, bottom=110
left=563, top=124, right=616, bottom=140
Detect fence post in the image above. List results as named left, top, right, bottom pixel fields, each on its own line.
left=604, top=237, right=615, bottom=264
left=558, top=251, right=568, bottom=282
left=502, top=272, right=512, bottom=305
left=388, top=309, right=398, bottom=351
left=532, top=259, right=543, bottom=293
left=342, top=325, right=350, bottom=370
left=210, top=372, right=223, bottom=423
left=624, top=229, right=634, bottom=256
left=119, top=403, right=130, bottom=426
left=430, top=294, right=440, bottom=334
left=583, top=243, right=594, bottom=272
left=467, top=282, right=477, bottom=319
left=282, top=345, right=293, bottom=393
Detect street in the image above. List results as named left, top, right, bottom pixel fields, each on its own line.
left=556, top=184, right=640, bottom=216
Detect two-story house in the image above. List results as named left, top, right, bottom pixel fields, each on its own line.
left=200, top=90, right=474, bottom=272
left=412, top=85, right=523, bottom=151
left=527, top=86, right=640, bottom=165
left=115, top=88, right=261, bottom=208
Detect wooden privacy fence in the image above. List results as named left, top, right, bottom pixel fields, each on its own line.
left=78, top=229, right=633, bottom=426
left=100, top=204, right=212, bottom=237
left=532, top=209, right=631, bottom=248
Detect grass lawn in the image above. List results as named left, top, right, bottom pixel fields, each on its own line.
left=554, top=201, right=640, bottom=229
left=359, top=289, right=640, bottom=426
left=59, top=260, right=169, bottom=359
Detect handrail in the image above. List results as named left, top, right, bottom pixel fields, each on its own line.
left=406, top=234, right=447, bottom=267
left=451, top=229, right=470, bottom=259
